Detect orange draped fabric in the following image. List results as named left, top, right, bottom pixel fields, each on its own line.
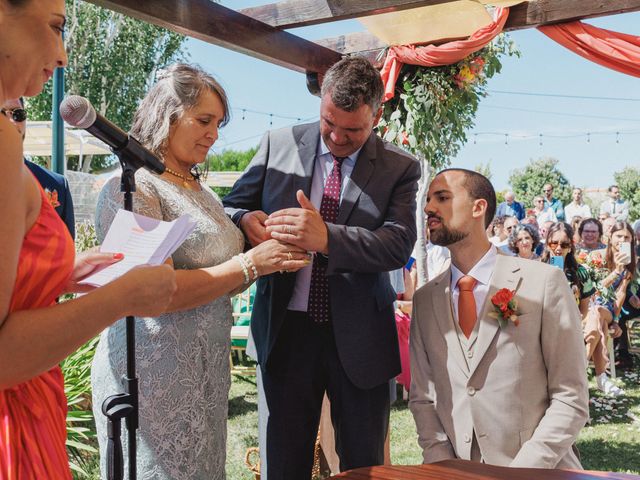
left=380, top=7, right=509, bottom=102
left=539, top=21, right=640, bottom=78
left=0, top=177, right=75, bottom=480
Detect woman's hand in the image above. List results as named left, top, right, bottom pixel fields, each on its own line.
left=64, top=249, right=125, bottom=294
left=630, top=295, right=640, bottom=310
left=609, top=322, right=623, bottom=339
left=613, top=251, right=629, bottom=272
left=246, top=239, right=311, bottom=276
left=113, top=265, right=177, bottom=317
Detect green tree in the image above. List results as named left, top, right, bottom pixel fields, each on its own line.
left=613, top=166, right=640, bottom=222
left=207, top=147, right=257, bottom=198
left=27, top=0, right=187, bottom=172
left=508, top=157, right=572, bottom=211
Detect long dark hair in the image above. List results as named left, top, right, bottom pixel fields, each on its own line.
left=605, top=222, right=637, bottom=277
left=541, top=222, right=582, bottom=292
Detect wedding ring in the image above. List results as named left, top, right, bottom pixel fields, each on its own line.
left=287, top=251, right=293, bottom=261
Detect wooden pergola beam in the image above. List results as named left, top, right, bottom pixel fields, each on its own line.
left=314, top=0, right=640, bottom=56
left=86, top=0, right=342, bottom=74
left=239, top=0, right=453, bottom=29
left=505, top=0, right=640, bottom=30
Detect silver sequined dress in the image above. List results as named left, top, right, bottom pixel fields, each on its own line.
left=92, top=169, right=244, bottom=479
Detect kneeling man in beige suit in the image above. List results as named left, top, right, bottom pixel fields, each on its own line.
left=410, top=169, right=588, bottom=468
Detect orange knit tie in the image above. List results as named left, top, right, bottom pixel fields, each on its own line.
left=457, top=275, right=478, bottom=338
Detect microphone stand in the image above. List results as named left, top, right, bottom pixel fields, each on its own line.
left=102, top=156, right=140, bottom=480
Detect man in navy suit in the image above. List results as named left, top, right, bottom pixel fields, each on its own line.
left=224, top=57, right=420, bottom=478
left=2, top=98, right=75, bottom=238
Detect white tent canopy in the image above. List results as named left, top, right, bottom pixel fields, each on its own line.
left=24, top=121, right=111, bottom=158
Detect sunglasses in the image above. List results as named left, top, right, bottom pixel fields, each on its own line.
left=548, top=241, right=571, bottom=249
left=0, top=108, right=27, bottom=122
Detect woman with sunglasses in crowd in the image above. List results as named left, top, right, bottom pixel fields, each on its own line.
left=0, top=1, right=178, bottom=477
left=541, top=222, right=623, bottom=396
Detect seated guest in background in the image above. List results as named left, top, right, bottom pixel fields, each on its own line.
left=497, top=216, right=519, bottom=255
left=533, top=195, right=557, bottom=224
left=410, top=168, right=588, bottom=468
left=537, top=220, right=555, bottom=256
left=495, top=191, right=524, bottom=220
left=543, top=183, right=565, bottom=221
left=634, top=220, right=640, bottom=256
left=508, top=223, right=540, bottom=260
left=541, top=223, right=622, bottom=396
left=1, top=98, right=75, bottom=238
left=565, top=188, right=592, bottom=225
left=488, top=215, right=506, bottom=246
left=616, top=272, right=640, bottom=371
left=598, top=211, right=610, bottom=223
left=577, top=218, right=606, bottom=253
left=600, top=185, right=629, bottom=222
left=602, top=216, right=617, bottom=246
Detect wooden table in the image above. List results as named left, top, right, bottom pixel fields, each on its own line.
left=329, top=459, right=640, bottom=479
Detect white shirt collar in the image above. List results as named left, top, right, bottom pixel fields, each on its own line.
left=451, top=245, right=497, bottom=290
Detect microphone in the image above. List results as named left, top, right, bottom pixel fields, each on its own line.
left=60, top=95, right=165, bottom=175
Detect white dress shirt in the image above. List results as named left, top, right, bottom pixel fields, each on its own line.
left=450, top=246, right=497, bottom=322
left=288, top=137, right=362, bottom=312
left=426, top=242, right=451, bottom=281
left=535, top=207, right=557, bottom=225
left=564, top=202, right=592, bottom=224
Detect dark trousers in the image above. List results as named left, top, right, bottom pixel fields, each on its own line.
left=262, top=311, right=390, bottom=479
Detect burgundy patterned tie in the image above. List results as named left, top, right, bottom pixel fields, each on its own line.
left=308, top=154, right=346, bottom=322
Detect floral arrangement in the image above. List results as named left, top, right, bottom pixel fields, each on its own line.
left=44, top=188, right=61, bottom=208
left=576, top=250, right=616, bottom=303
left=378, top=35, right=519, bottom=170
left=489, top=288, right=520, bottom=328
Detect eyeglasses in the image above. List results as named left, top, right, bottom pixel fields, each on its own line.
left=548, top=241, right=572, bottom=249
left=505, top=226, right=515, bottom=231
left=0, top=108, right=27, bottom=122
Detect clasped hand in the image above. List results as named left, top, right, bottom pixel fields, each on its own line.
left=264, top=190, right=329, bottom=254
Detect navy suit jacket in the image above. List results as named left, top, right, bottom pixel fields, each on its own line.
left=25, top=160, right=75, bottom=239
left=223, top=123, right=420, bottom=389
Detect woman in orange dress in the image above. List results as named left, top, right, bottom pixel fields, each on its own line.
left=0, top=1, right=178, bottom=478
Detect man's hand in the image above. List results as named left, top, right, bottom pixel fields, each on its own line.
left=239, top=210, right=270, bottom=247
left=265, top=190, right=329, bottom=254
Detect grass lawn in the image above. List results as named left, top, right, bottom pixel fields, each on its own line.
left=225, top=365, right=640, bottom=479
left=80, top=353, right=640, bottom=479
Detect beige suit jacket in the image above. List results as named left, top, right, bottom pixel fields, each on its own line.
left=409, top=253, right=589, bottom=469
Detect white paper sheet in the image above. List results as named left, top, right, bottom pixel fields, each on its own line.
left=80, top=209, right=196, bottom=287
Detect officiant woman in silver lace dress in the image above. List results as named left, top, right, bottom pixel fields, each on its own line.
left=92, top=63, right=309, bottom=479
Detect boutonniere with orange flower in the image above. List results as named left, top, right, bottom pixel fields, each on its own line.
left=489, top=288, right=520, bottom=328
left=44, top=188, right=61, bottom=208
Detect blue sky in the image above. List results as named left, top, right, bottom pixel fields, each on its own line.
left=186, top=3, right=640, bottom=191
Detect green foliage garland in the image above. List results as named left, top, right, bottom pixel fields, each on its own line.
left=378, top=35, right=519, bottom=170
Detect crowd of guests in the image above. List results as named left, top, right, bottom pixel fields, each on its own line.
left=485, top=185, right=640, bottom=396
